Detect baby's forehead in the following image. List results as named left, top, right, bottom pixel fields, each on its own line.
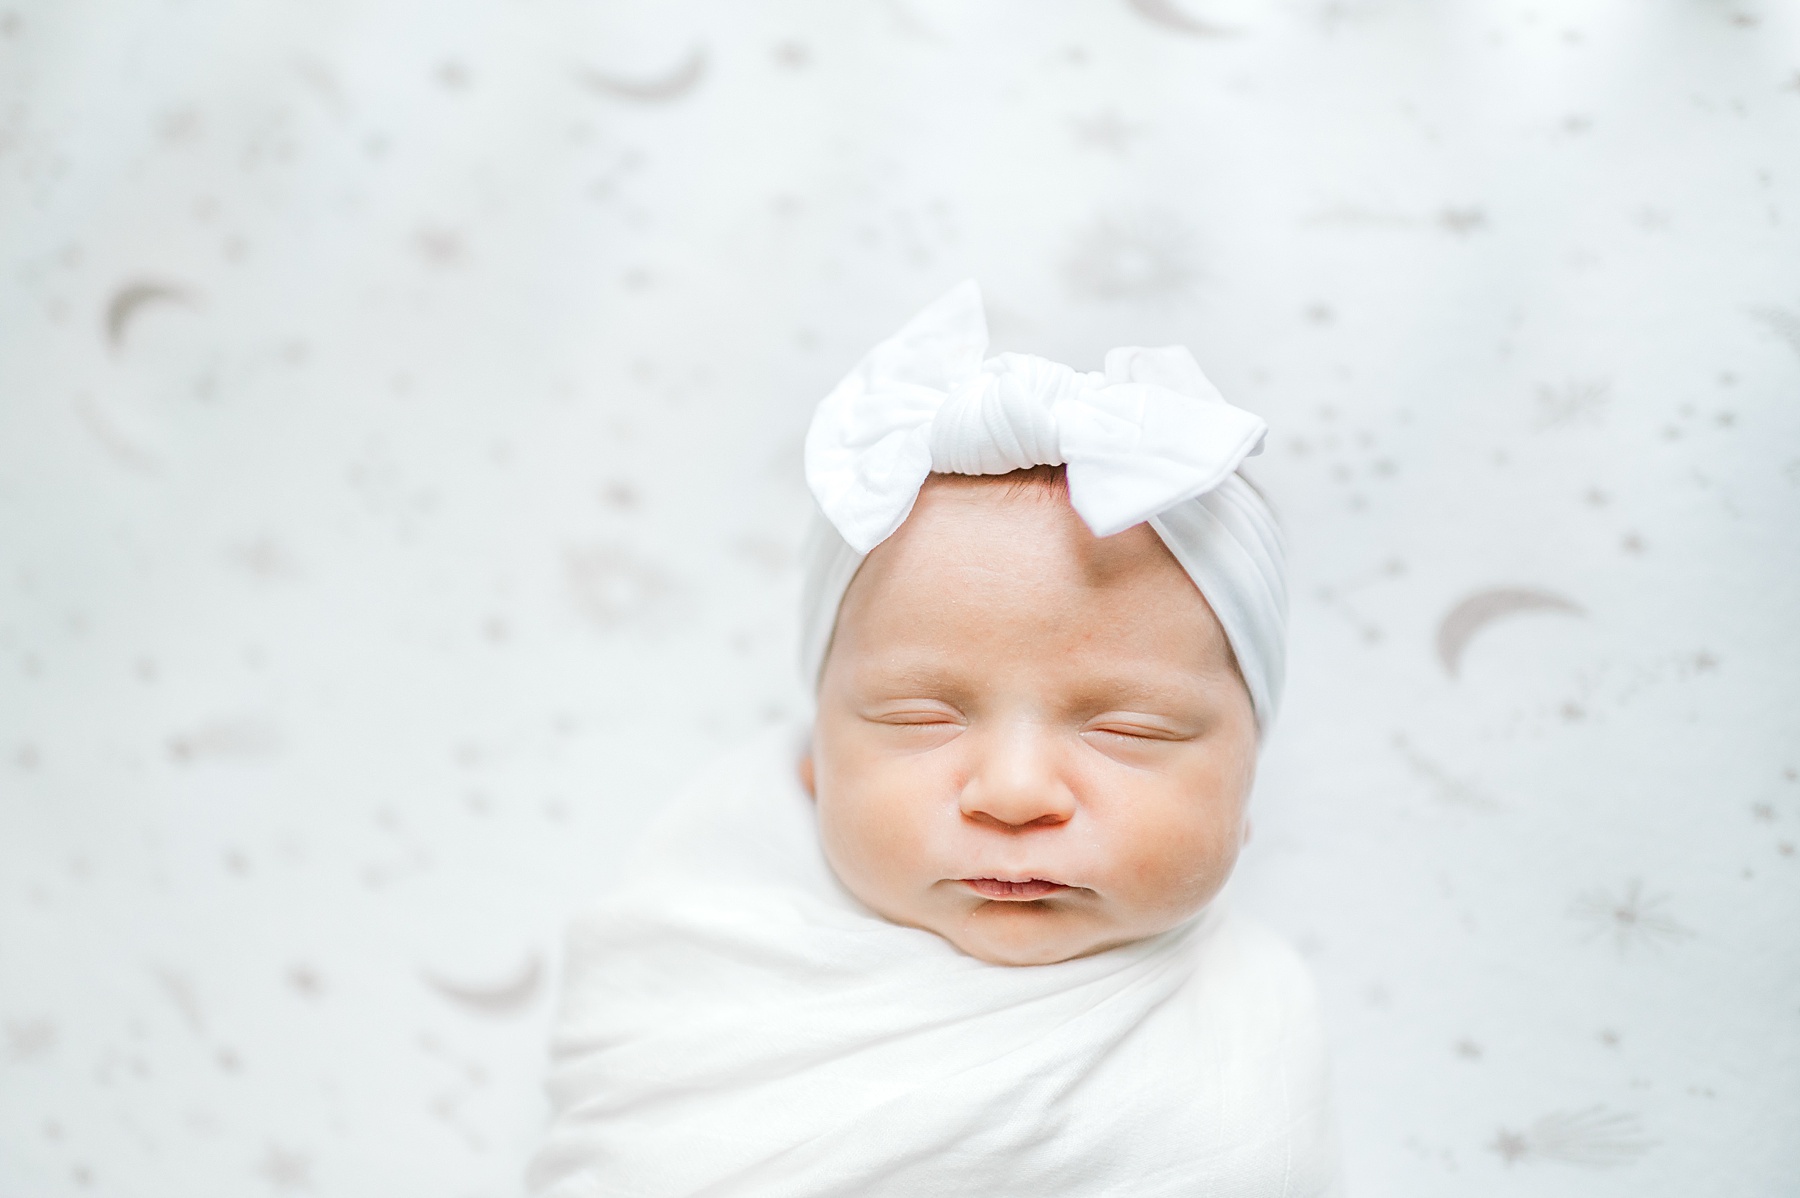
left=903, top=469, right=1190, bottom=585
left=850, top=487, right=1214, bottom=634
left=833, top=472, right=1245, bottom=680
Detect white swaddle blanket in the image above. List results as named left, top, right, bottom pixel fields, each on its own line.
left=529, top=731, right=1339, bottom=1197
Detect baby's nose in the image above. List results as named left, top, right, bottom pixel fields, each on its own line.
left=957, top=727, right=1077, bottom=829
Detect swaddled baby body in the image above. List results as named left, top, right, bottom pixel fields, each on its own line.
left=530, top=284, right=1340, bottom=1197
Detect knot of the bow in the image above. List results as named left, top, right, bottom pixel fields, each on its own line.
left=929, top=354, right=1092, bottom=476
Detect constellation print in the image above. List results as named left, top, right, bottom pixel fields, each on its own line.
left=1533, top=379, right=1611, bottom=429
left=1392, top=734, right=1501, bottom=811
left=1317, top=558, right=1405, bottom=644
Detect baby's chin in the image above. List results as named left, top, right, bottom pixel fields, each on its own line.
left=939, top=901, right=1151, bottom=967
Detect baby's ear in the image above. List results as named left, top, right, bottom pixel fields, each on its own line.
left=1240, top=817, right=1253, bottom=848
left=797, top=752, right=817, bottom=799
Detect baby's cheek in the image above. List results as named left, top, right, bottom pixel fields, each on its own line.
left=820, top=769, right=936, bottom=893
left=1110, top=795, right=1240, bottom=917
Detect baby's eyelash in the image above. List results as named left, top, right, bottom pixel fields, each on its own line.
left=871, top=708, right=961, bottom=725
left=1084, top=721, right=1185, bottom=741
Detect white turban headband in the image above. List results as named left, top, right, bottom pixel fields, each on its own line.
left=799, top=281, right=1288, bottom=729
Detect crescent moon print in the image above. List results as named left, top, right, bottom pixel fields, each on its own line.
left=1436, top=587, right=1584, bottom=677
left=577, top=46, right=707, bottom=102
left=422, top=952, right=543, bottom=1016
left=104, top=280, right=194, bottom=351
left=1125, top=0, right=1239, bottom=37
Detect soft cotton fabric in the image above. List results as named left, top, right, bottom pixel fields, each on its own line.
left=529, top=730, right=1339, bottom=1198
left=800, top=280, right=1288, bottom=727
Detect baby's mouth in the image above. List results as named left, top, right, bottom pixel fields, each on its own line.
left=961, top=877, right=1070, bottom=900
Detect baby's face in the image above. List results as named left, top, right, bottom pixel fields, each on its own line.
left=806, top=473, right=1258, bottom=966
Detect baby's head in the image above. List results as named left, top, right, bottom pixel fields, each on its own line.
left=805, top=467, right=1257, bottom=965
left=797, top=282, right=1285, bottom=967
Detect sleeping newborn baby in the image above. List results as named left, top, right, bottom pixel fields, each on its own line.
left=529, top=283, right=1339, bottom=1196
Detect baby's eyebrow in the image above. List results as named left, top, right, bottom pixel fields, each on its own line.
left=1062, top=680, right=1209, bottom=712
left=851, top=662, right=967, bottom=695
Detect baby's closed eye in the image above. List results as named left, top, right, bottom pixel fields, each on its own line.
left=1079, top=715, right=1203, bottom=767
left=1082, top=714, right=1194, bottom=741
left=862, top=700, right=966, bottom=727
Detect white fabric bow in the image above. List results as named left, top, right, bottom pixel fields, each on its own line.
left=805, top=279, right=1269, bottom=553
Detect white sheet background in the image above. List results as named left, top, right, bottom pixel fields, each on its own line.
left=1, top=2, right=1796, bottom=1195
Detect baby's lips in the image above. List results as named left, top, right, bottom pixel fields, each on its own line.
left=961, top=877, right=1071, bottom=900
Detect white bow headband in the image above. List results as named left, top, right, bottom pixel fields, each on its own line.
left=800, top=281, right=1288, bottom=728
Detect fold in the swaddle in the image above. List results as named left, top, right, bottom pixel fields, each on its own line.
left=529, top=730, right=1339, bottom=1197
